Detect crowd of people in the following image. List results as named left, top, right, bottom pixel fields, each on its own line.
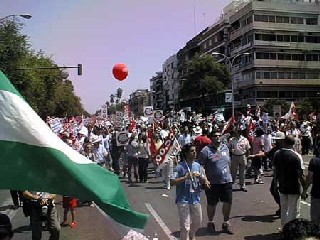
left=4, top=107, right=320, bottom=239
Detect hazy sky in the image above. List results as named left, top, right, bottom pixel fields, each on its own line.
left=1, top=0, right=232, bottom=114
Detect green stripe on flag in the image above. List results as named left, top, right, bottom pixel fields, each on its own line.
left=0, top=70, right=148, bottom=230
left=0, top=71, right=23, bottom=98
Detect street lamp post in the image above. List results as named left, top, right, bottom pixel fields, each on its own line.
left=211, top=52, right=249, bottom=117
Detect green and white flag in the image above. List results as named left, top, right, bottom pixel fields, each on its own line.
left=0, top=71, right=148, bottom=235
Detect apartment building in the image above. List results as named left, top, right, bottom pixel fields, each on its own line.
left=162, top=54, right=179, bottom=111
left=128, top=89, right=153, bottom=117
left=201, top=0, right=320, bottom=109
left=149, top=72, right=164, bottom=110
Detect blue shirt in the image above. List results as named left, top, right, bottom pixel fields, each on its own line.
left=198, top=144, right=232, bottom=184
left=171, top=161, right=202, bottom=204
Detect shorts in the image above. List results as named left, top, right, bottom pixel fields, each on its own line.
left=205, top=183, right=233, bottom=205
left=62, top=196, right=77, bottom=209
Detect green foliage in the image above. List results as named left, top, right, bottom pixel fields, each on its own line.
left=108, top=102, right=125, bottom=115
left=180, top=54, right=230, bottom=99
left=263, top=99, right=289, bottom=116
left=0, top=19, right=86, bottom=118
left=296, top=98, right=320, bottom=117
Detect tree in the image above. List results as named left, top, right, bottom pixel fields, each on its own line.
left=263, top=99, right=290, bottom=117
left=0, top=19, right=86, bottom=118
left=179, top=54, right=230, bottom=115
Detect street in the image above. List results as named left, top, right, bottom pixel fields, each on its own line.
left=0, top=155, right=313, bottom=240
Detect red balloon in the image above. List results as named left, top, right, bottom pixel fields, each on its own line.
left=112, top=63, right=128, bottom=81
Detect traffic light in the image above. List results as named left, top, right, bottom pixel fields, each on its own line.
left=77, top=64, right=82, bottom=75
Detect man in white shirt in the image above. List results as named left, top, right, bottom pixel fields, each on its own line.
left=229, top=129, right=251, bottom=191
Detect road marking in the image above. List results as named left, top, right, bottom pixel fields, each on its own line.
left=145, top=203, right=176, bottom=240
left=301, top=200, right=311, bottom=207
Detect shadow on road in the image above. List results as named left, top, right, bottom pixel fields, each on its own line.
left=145, top=186, right=166, bottom=190
left=171, top=227, right=226, bottom=238
left=241, top=214, right=278, bottom=223
left=0, top=205, right=14, bottom=211
left=13, top=225, right=31, bottom=233
left=244, top=232, right=280, bottom=240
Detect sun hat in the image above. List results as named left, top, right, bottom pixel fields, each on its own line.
left=193, top=126, right=202, bottom=135
left=90, top=135, right=102, bottom=144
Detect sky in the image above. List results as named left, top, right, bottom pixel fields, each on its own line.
left=1, top=0, right=232, bottom=114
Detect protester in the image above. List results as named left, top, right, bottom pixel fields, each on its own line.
left=303, top=139, right=320, bottom=227
left=137, top=133, right=150, bottom=183
left=273, top=135, right=306, bottom=228
left=170, top=143, right=209, bottom=240
left=126, top=134, right=139, bottom=183
left=22, top=190, right=60, bottom=240
left=199, top=131, right=234, bottom=234
left=61, top=196, right=77, bottom=228
left=228, top=128, right=251, bottom=192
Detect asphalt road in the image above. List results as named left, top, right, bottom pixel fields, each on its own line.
left=0, top=155, right=313, bottom=240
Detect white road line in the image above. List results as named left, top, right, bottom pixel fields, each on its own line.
left=145, top=203, right=177, bottom=240
left=301, top=200, right=311, bottom=207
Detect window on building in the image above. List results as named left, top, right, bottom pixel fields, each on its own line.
left=299, top=72, right=306, bottom=79
left=308, top=72, right=318, bottom=79
left=291, top=35, right=298, bottom=42
left=284, top=72, right=291, bottom=79
left=270, top=53, right=277, bottom=59
left=306, top=18, right=318, bottom=25
left=306, top=36, right=320, bottom=43
left=209, top=39, right=212, bottom=46
left=254, top=15, right=268, bottom=22
left=278, top=72, right=285, bottom=79
left=255, top=34, right=262, bottom=40
left=276, top=16, right=289, bottom=23
left=278, top=53, right=285, bottom=60
left=292, top=72, right=299, bottom=79
left=283, top=35, right=290, bottom=42
left=306, top=54, right=319, bottom=61
left=256, top=52, right=263, bottom=59
left=268, top=15, right=275, bottom=23
left=264, top=72, right=271, bottom=79
left=277, top=35, right=284, bottom=42
left=256, top=72, right=262, bottom=79
left=291, top=17, right=303, bottom=24
left=247, top=15, right=253, bottom=24
left=271, top=72, right=278, bottom=79
left=284, top=54, right=292, bottom=60
left=292, top=54, right=300, bottom=61
left=297, top=35, right=304, bottom=42
left=293, top=91, right=306, bottom=98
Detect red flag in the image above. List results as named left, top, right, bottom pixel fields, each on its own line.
left=222, top=116, right=235, bottom=135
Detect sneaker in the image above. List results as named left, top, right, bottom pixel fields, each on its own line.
left=207, top=222, right=215, bottom=233
left=60, top=221, right=68, bottom=227
left=70, top=222, right=77, bottom=228
left=222, top=222, right=234, bottom=235
left=240, top=186, right=248, bottom=192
